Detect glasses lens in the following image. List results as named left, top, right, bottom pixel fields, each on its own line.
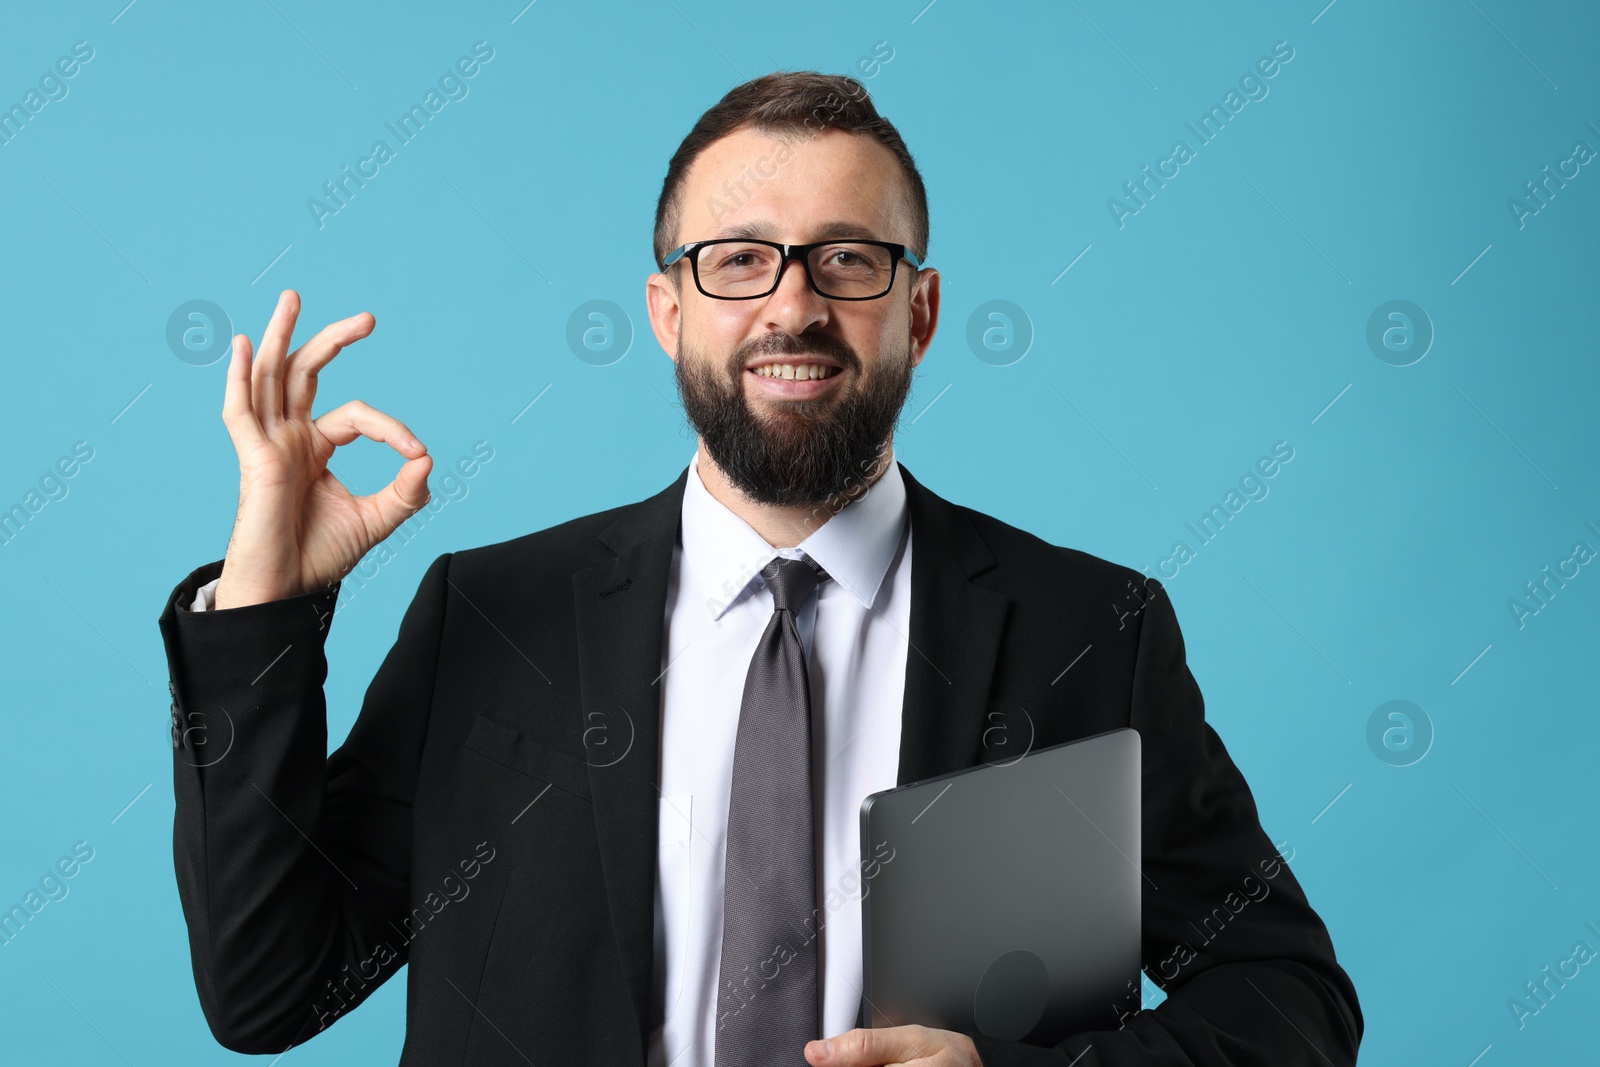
left=696, top=241, right=783, bottom=298
left=694, top=241, right=896, bottom=298
left=808, top=242, right=895, bottom=298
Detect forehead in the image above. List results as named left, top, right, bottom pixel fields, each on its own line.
left=676, top=125, right=910, bottom=245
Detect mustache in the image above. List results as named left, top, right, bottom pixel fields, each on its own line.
left=735, top=334, right=859, bottom=374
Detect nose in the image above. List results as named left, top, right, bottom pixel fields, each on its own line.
left=763, top=251, right=829, bottom=335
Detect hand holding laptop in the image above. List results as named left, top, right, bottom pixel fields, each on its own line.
left=805, top=1024, right=981, bottom=1066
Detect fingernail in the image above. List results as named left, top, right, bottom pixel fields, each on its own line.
left=809, top=1039, right=832, bottom=1061
left=407, top=437, right=423, bottom=451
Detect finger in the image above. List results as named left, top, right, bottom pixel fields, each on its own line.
left=252, top=289, right=300, bottom=433
left=806, top=1023, right=896, bottom=1067
left=360, top=453, right=433, bottom=533
left=807, top=1026, right=938, bottom=1067
left=311, top=399, right=427, bottom=458
left=220, top=333, right=267, bottom=451
left=284, top=311, right=376, bottom=421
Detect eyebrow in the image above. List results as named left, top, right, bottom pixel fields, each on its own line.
left=710, top=220, right=888, bottom=243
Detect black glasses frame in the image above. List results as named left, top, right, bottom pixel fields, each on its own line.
left=659, top=238, right=924, bottom=301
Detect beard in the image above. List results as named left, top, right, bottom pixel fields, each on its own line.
left=674, top=328, right=915, bottom=509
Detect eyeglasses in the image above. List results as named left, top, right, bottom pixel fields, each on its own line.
left=660, top=238, right=923, bottom=301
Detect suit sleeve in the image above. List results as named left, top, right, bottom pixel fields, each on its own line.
left=966, top=577, right=1363, bottom=1066
left=158, top=552, right=453, bottom=1054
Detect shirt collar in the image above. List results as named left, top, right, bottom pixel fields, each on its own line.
left=680, top=449, right=908, bottom=621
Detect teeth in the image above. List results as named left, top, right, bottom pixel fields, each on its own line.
left=752, top=363, right=838, bottom=380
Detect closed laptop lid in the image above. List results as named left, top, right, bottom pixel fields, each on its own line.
left=858, top=726, right=1142, bottom=1045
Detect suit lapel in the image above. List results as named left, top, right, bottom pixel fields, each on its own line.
left=894, top=463, right=1010, bottom=785
left=573, top=466, right=687, bottom=1052
left=570, top=460, right=1010, bottom=1049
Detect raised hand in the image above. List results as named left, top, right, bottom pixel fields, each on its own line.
left=211, top=289, right=432, bottom=610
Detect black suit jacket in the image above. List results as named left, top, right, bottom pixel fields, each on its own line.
left=158, top=461, right=1361, bottom=1065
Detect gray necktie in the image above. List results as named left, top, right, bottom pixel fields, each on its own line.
left=715, top=554, right=828, bottom=1066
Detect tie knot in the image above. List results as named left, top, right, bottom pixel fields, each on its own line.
left=761, top=554, right=827, bottom=614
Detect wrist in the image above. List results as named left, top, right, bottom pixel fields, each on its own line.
left=213, top=574, right=298, bottom=610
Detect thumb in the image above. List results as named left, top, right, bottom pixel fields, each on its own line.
left=367, top=453, right=433, bottom=533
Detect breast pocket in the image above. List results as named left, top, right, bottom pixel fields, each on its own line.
left=461, top=712, right=592, bottom=801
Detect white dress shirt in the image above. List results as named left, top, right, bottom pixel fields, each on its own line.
left=188, top=450, right=912, bottom=1065
left=651, top=452, right=910, bottom=1065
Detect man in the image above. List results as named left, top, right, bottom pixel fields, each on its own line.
left=158, top=72, right=1361, bottom=1065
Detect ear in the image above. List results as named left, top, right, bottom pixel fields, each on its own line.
left=907, top=266, right=940, bottom=370
left=646, top=269, right=684, bottom=363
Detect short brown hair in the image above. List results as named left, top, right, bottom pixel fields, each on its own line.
left=652, top=71, right=929, bottom=275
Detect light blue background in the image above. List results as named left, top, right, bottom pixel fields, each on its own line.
left=1, top=1, right=1595, bottom=1063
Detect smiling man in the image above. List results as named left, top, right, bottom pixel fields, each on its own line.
left=158, top=72, right=1361, bottom=1066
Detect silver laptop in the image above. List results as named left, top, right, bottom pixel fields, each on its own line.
left=858, top=727, right=1142, bottom=1044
